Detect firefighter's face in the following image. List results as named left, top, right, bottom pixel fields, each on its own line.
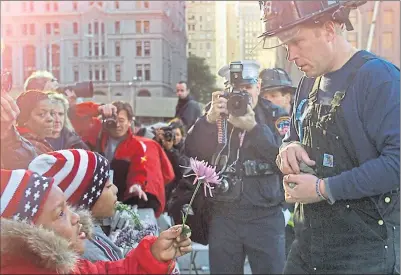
left=282, top=23, right=337, bottom=77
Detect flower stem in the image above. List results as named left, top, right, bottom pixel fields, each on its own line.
left=182, top=179, right=202, bottom=227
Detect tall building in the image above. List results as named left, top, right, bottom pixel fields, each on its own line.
left=186, top=0, right=226, bottom=90
left=1, top=1, right=187, bottom=122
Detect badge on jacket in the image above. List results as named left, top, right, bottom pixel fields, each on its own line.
left=275, top=116, right=291, bottom=137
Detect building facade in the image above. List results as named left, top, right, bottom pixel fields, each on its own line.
left=1, top=1, right=187, bottom=120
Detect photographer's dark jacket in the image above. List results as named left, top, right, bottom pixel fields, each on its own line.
left=185, top=97, right=287, bottom=219
left=175, top=95, right=202, bottom=129
left=68, top=102, right=147, bottom=203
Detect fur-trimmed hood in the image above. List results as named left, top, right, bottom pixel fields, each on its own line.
left=1, top=209, right=94, bottom=274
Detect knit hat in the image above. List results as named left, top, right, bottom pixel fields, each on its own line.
left=16, top=90, right=50, bottom=126
left=28, top=149, right=110, bottom=210
left=1, top=169, right=54, bottom=223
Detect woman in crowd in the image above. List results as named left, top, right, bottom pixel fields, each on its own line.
left=1, top=167, right=192, bottom=274
left=45, top=92, right=89, bottom=150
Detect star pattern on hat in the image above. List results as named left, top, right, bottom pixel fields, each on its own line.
left=13, top=174, right=52, bottom=222
left=77, top=153, right=110, bottom=209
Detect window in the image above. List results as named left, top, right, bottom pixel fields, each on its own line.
left=50, top=44, right=60, bottom=80
left=53, top=23, right=60, bottom=35
left=101, top=23, right=105, bottom=34
left=94, top=22, right=99, bottom=34
left=102, top=68, right=106, bottom=80
left=136, top=41, right=142, bottom=56
left=73, top=22, right=78, bottom=34
left=101, top=42, right=105, bottom=55
left=383, top=10, right=393, bottom=25
left=136, top=64, right=143, bottom=79
left=53, top=1, right=58, bottom=11
left=114, top=1, right=119, bottom=9
left=5, top=25, right=12, bottom=36
left=88, top=23, right=92, bottom=34
left=382, top=32, right=393, bottom=50
left=115, top=21, right=120, bottom=34
left=115, top=65, right=121, bottom=81
left=23, top=45, right=36, bottom=81
left=95, top=69, right=100, bottom=80
left=144, top=1, right=149, bottom=8
left=94, top=42, right=99, bottom=56
left=199, top=16, right=202, bottom=22
left=29, top=24, right=35, bottom=35
left=144, top=41, right=150, bottom=56
left=73, top=66, right=79, bottom=82
left=199, top=43, right=203, bottom=50
left=22, top=24, right=28, bottom=35
left=136, top=21, right=142, bottom=33
left=89, top=67, right=93, bottom=80
left=73, top=1, right=78, bottom=11
left=45, top=2, right=50, bottom=11
left=22, top=1, right=27, bottom=12
left=89, top=42, right=92, bottom=56
left=73, top=43, right=79, bottom=57
left=115, top=41, right=121, bottom=56
left=206, top=42, right=211, bottom=49
left=2, top=44, right=13, bottom=73
left=46, top=23, right=51, bottom=34
left=29, top=1, right=34, bottom=12
left=144, top=64, right=150, bottom=81
left=144, top=21, right=150, bottom=33
left=188, top=43, right=191, bottom=49
left=135, top=1, right=142, bottom=9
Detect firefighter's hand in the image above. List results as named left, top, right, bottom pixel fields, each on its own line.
left=277, top=142, right=316, bottom=175
left=129, top=184, right=148, bottom=201
left=283, top=174, right=327, bottom=204
left=228, top=105, right=257, bottom=131
left=206, top=91, right=228, bottom=124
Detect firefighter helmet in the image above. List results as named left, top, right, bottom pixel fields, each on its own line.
left=258, top=1, right=367, bottom=49
left=259, top=68, right=296, bottom=94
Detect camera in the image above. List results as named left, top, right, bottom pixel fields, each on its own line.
left=221, top=62, right=250, bottom=117
left=56, top=81, right=94, bottom=98
left=160, top=126, right=176, bottom=142
left=1, top=71, right=12, bottom=93
left=102, top=114, right=117, bottom=130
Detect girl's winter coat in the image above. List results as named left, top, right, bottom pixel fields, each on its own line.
left=0, top=218, right=174, bottom=274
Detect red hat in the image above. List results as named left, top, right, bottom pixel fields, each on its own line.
left=28, top=149, right=110, bottom=210
left=1, top=169, right=54, bottom=223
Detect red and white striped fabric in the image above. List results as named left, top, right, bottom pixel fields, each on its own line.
left=1, top=169, right=54, bottom=223
left=28, top=149, right=110, bottom=210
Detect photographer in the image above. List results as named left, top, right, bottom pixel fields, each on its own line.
left=156, top=118, right=190, bottom=203
left=185, top=60, right=288, bottom=274
left=68, top=101, right=153, bottom=210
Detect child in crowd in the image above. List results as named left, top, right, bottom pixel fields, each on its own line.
left=1, top=167, right=192, bottom=274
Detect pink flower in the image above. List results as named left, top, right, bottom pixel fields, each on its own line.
left=187, top=158, right=221, bottom=197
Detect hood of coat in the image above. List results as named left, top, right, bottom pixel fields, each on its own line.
left=1, top=209, right=94, bottom=274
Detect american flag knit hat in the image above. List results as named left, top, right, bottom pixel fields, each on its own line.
left=28, top=149, right=110, bottom=210
left=1, top=169, right=54, bottom=223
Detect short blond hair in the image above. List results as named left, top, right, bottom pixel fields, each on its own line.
left=24, top=70, right=56, bottom=92
left=46, top=91, right=73, bottom=131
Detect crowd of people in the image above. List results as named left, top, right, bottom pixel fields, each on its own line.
left=1, top=1, right=400, bottom=274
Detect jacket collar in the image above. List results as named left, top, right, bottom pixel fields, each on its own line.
left=1, top=209, right=93, bottom=274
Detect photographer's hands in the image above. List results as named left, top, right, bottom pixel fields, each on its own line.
left=206, top=91, right=228, bottom=124
left=228, top=105, right=257, bottom=131
left=98, top=104, right=117, bottom=118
